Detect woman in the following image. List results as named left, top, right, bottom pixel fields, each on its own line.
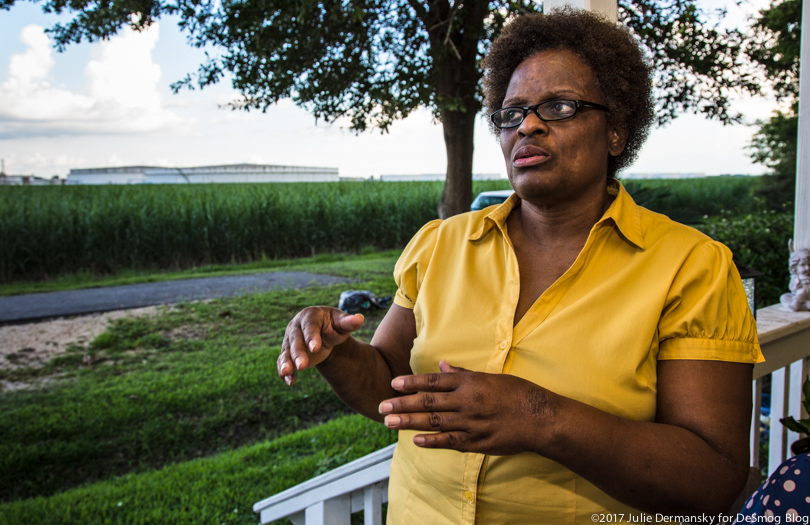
left=278, top=9, right=763, bottom=523
left=734, top=453, right=810, bottom=523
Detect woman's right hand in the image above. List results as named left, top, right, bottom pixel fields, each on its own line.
left=278, top=307, right=365, bottom=385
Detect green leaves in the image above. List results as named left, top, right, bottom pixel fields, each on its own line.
left=780, top=416, right=810, bottom=435
left=745, top=0, right=801, bottom=210
left=698, top=205, right=793, bottom=308
left=778, top=376, right=810, bottom=436
left=620, top=0, right=755, bottom=125
left=746, top=0, right=801, bottom=102
left=172, top=0, right=436, bottom=132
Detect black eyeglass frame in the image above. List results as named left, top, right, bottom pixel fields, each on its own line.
left=490, top=99, right=610, bottom=129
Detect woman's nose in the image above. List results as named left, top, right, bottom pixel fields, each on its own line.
left=517, top=111, right=549, bottom=136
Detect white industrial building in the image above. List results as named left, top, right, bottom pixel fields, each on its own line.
left=66, top=164, right=339, bottom=185
left=0, top=174, right=63, bottom=186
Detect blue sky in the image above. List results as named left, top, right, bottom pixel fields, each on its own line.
left=0, top=0, right=777, bottom=179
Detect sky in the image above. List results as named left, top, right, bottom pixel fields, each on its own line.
left=0, top=0, right=780, bottom=180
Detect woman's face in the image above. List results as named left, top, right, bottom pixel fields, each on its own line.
left=499, top=49, right=625, bottom=206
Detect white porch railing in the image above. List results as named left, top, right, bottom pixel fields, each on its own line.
left=253, top=443, right=395, bottom=525
left=751, top=305, right=810, bottom=473
left=254, top=305, right=810, bottom=525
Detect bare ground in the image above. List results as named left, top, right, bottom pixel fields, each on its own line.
left=0, top=307, right=166, bottom=390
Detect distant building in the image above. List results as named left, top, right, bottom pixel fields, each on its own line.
left=66, top=164, right=339, bottom=185
left=0, top=174, right=63, bottom=186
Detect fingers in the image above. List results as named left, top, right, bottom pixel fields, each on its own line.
left=391, top=368, right=465, bottom=394
left=277, top=350, right=295, bottom=386
left=382, top=409, right=464, bottom=431
left=299, top=316, right=324, bottom=354
left=299, top=309, right=363, bottom=354
left=277, top=307, right=364, bottom=387
left=413, top=431, right=470, bottom=450
left=379, top=390, right=468, bottom=435
left=278, top=326, right=303, bottom=385
left=439, top=359, right=467, bottom=373
left=333, top=311, right=365, bottom=334
left=277, top=308, right=324, bottom=385
left=380, top=390, right=456, bottom=415
left=287, top=318, right=313, bottom=369
left=380, top=407, right=475, bottom=452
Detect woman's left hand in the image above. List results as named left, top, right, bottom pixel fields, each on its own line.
left=378, top=360, right=552, bottom=455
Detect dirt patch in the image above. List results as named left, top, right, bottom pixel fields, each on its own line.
left=166, top=324, right=209, bottom=342
left=0, top=306, right=165, bottom=372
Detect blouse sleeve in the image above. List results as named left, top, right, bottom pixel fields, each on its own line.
left=658, top=240, right=764, bottom=364
left=393, top=220, right=442, bottom=310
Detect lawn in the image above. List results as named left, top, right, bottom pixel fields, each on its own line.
left=0, top=251, right=400, bottom=523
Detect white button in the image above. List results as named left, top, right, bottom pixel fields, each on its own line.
left=499, top=340, right=509, bottom=350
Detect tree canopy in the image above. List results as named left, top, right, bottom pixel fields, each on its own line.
left=745, top=0, right=801, bottom=209
left=2, top=0, right=761, bottom=216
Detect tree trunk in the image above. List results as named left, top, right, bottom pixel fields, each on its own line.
left=438, top=107, right=477, bottom=218
left=427, top=0, right=490, bottom=219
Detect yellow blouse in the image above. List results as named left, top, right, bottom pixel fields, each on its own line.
left=387, top=181, right=763, bottom=524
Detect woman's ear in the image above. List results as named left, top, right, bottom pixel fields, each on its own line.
left=608, top=127, right=628, bottom=157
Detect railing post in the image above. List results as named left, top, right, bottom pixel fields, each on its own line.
left=364, top=483, right=383, bottom=525
left=305, top=495, right=351, bottom=525
left=769, top=368, right=789, bottom=473
left=751, top=378, right=763, bottom=468
left=803, top=357, right=810, bottom=420
left=787, top=361, right=805, bottom=451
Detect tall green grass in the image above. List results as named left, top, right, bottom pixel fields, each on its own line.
left=0, top=177, right=758, bottom=283
left=621, top=176, right=760, bottom=224
left=0, top=182, right=442, bottom=282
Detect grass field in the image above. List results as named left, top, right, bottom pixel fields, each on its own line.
left=0, top=414, right=390, bottom=525
left=621, top=176, right=760, bottom=224
left=0, top=177, right=761, bottom=284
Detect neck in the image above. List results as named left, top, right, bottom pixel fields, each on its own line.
left=509, top=183, right=613, bottom=248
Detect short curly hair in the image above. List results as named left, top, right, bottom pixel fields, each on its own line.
left=483, top=8, right=654, bottom=178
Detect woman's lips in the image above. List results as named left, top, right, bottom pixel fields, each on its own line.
left=512, top=145, right=550, bottom=167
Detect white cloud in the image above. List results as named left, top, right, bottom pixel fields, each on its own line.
left=8, top=25, right=54, bottom=84
left=0, top=23, right=184, bottom=138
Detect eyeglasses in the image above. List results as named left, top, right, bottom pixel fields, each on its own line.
left=490, top=99, right=610, bottom=129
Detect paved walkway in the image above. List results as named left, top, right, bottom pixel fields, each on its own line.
left=0, top=272, right=354, bottom=325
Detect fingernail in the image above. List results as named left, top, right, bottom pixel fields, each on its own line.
left=284, top=376, right=292, bottom=386
left=308, top=340, right=317, bottom=352
left=413, top=435, right=425, bottom=445
left=295, top=357, right=304, bottom=369
left=391, top=378, right=404, bottom=389
left=385, top=415, right=401, bottom=428
left=379, top=402, right=393, bottom=414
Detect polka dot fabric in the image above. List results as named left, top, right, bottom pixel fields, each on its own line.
left=735, top=453, right=810, bottom=523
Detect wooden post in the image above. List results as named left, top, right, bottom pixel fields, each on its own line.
left=543, top=0, right=617, bottom=22
left=797, top=0, right=810, bottom=250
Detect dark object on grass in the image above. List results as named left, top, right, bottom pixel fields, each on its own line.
left=338, top=291, right=392, bottom=314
